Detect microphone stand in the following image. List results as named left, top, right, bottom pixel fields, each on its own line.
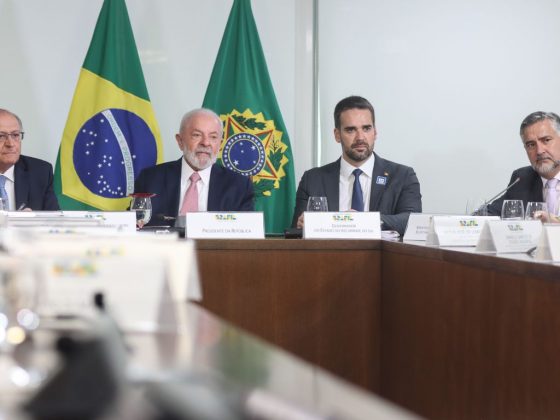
left=471, top=177, right=521, bottom=216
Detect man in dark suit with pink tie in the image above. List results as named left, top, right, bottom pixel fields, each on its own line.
left=134, top=108, right=254, bottom=226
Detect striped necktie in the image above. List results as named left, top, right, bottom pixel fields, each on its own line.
left=0, top=175, right=9, bottom=210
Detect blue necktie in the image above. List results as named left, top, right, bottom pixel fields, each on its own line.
left=0, top=175, right=8, bottom=210
left=351, top=168, right=364, bottom=211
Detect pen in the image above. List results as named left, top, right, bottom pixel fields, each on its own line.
left=17, top=202, right=26, bottom=211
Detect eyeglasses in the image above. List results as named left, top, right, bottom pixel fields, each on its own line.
left=0, top=131, right=24, bottom=143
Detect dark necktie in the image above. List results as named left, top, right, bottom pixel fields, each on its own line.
left=351, top=168, right=364, bottom=211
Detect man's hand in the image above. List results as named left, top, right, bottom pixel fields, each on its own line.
left=296, top=213, right=304, bottom=229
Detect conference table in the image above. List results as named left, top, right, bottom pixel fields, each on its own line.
left=196, top=238, right=560, bottom=420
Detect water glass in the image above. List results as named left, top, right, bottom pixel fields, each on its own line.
left=501, top=199, right=524, bottom=220
left=525, top=202, right=547, bottom=220
left=130, top=195, right=153, bottom=228
left=307, top=196, right=328, bottom=212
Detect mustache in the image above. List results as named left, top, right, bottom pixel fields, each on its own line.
left=351, top=141, right=370, bottom=148
left=195, top=146, right=213, bottom=154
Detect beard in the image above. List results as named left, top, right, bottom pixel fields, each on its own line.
left=533, top=156, right=560, bottom=177
left=185, top=147, right=217, bottom=170
left=343, top=141, right=373, bottom=163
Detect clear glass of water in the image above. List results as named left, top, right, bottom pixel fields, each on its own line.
left=501, top=199, right=524, bottom=220
left=130, top=194, right=153, bottom=228
left=525, top=202, right=548, bottom=221
left=307, top=196, right=328, bottom=212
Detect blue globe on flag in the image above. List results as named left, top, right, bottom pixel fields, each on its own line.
left=73, top=109, right=157, bottom=198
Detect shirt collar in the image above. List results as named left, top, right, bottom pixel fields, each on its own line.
left=340, top=153, right=375, bottom=179
left=1, top=165, right=15, bottom=183
left=181, top=157, right=213, bottom=185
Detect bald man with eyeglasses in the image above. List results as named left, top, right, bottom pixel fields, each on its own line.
left=0, top=109, right=59, bottom=211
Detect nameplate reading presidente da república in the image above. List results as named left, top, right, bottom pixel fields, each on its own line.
left=475, top=220, right=542, bottom=253
left=185, top=212, right=265, bottom=239
left=303, top=211, right=381, bottom=239
left=426, top=215, right=500, bottom=247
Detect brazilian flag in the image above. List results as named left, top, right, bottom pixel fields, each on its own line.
left=54, top=0, right=162, bottom=210
left=202, top=0, right=296, bottom=234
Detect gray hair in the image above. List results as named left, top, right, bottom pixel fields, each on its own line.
left=0, top=108, right=23, bottom=130
left=520, top=111, right=560, bottom=137
left=179, top=108, right=222, bottom=134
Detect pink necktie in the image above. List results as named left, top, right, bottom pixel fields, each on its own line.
left=180, top=172, right=201, bottom=215
left=546, top=178, right=559, bottom=216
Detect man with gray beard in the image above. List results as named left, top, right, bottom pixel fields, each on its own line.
left=488, top=112, right=560, bottom=217
left=291, top=96, right=421, bottom=236
left=134, top=108, right=254, bottom=226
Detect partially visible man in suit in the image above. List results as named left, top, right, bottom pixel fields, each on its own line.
left=0, top=109, right=59, bottom=211
left=292, top=96, right=421, bottom=235
left=134, top=108, right=254, bottom=226
left=488, top=111, right=560, bottom=218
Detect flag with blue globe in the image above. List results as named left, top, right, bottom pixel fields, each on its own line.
left=55, top=0, right=162, bottom=210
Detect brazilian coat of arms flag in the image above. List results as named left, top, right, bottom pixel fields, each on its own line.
left=54, top=0, right=163, bottom=210
left=202, top=0, right=296, bottom=234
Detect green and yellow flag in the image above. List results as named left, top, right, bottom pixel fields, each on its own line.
left=203, top=0, right=296, bottom=234
left=54, top=0, right=162, bottom=210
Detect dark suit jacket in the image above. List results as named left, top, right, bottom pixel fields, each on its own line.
left=487, top=166, right=543, bottom=216
left=292, top=153, right=422, bottom=235
left=134, top=158, right=254, bottom=226
left=14, top=155, right=59, bottom=210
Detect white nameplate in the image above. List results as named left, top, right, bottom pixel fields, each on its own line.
left=6, top=210, right=136, bottom=233
left=403, top=213, right=434, bottom=241
left=426, top=216, right=499, bottom=247
left=62, top=211, right=137, bottom=233
left=185, top=212, right=264, bottom=239
left=535, top=224, right=560, bottom=261
left=36, top=256, right=166, bottom=332
left=24, top=235, right=201, bottom=303
left=475, top=220, right=542, bottom=253
left=303, top=212, right=381, bottom=239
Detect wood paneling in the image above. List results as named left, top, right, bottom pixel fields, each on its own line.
left=196, top=239, right=381, bottom=391
left=196, top=239, right=560, bottom=420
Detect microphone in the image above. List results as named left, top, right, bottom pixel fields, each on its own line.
left=154, top=214, right=176, bottom=222
left=472, top=176, right=521, bottom=215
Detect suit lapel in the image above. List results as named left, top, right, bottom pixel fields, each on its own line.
left=368, top=154, right=387, bottom=211
left=14, top=160, right=28, bottom=209
left=167, top=159, right=182, bottom=217
left=530, top=172, right=544, bottom=202
left=207, top=164, right=220, bottom=210
left=325, top=160, right=340, bottom=211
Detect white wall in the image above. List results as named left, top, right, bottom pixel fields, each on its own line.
left=3, top=0, right=560, bottom=214
left=0, top=0, right=312, bottom=183
left=319, top=0, right=560, bottom=214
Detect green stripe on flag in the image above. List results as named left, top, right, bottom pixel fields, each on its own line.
left=203, top=0, right=296, bottom=234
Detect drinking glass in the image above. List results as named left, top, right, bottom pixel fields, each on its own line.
left=0, top=198, right=6, bottom=212
left=0, top=260, right=42, bottom=392
left=525, top=202, right=548, bottom=221
left=130, top=193, right=154, bottom=228
left=501, top=199, right=524, bottom=220
left=307, top=196, right=328, bottom=212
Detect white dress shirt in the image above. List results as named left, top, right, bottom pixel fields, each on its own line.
left=339, top=154, right=375, bottom=211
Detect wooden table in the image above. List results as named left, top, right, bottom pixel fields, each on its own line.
left=196, top=239, right=560, bottom=420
